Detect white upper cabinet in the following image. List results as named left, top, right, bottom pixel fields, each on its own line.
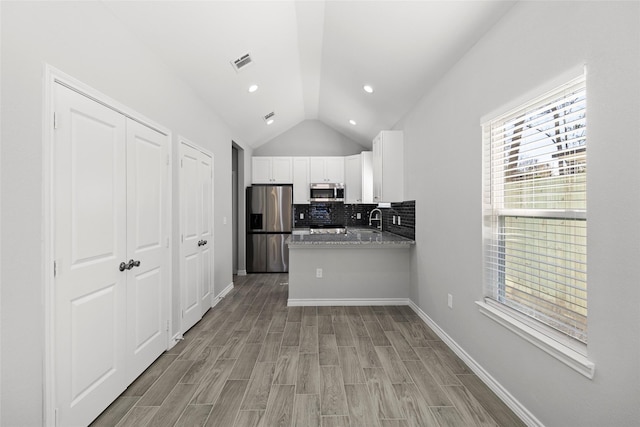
left=292, top=157, right=310, bottom=204
left=309, top=157, right=345, bottom=183
left=345, top=152, right=373, bottom=204
left=373, top=130, right=404, bottom=203
left=252, top=156, right=293, bottom=184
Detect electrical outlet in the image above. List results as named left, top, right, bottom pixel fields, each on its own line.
left=300, top=213, right=304, bottom=220
left=356, top=213, right=361, bottom=219
left=398, top=216, right=401, bottom=226
left=448, top=293, right=453, bottom=309
left=316, top=268, right=323, bottom=278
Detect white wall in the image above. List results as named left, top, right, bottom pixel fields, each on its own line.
left=0, top=2, right=250, bottom=425
left=253, top=119, right=367, bottom=156
left=396, top=2, right=640, bottom=426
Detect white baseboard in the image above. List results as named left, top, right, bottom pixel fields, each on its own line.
left=407, top=301, right=543, bottom=427
left=213, top=282, right=234, bottom=306
left=288, top=298, right=410, bottom=307
left=167, top=332, right=184, bottom=350
left=237, top=269, right=247, bottom=276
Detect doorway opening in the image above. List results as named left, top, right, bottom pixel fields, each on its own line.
left=232, top=142, right=247, bottom=275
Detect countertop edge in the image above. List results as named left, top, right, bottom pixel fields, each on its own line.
left=286, top=231, right=415, bottom=247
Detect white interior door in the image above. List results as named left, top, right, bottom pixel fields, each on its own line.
left=125, top=120, right=170, bottom=382
left=180, top=142, right=203, bottom=331
left=199, top=153, right=213, bottom=314
left=54, top=84, right=128, bottom=426
left=54, top=83, right=171, bottom=426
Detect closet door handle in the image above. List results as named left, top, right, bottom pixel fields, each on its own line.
left=119, top=259, right=141, bottom=271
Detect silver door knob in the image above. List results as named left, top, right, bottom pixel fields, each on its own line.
left=120, top=259, right=141, bottom=271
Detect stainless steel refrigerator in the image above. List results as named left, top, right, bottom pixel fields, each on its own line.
left=246, top=185, right=293, bottom=273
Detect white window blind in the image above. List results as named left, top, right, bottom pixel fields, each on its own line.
left=483, top=75, right=587, bottom=344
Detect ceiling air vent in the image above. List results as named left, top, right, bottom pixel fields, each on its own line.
left=263, top=112, right=275, bottom=125
left=231, top=53, right=253, bottom=72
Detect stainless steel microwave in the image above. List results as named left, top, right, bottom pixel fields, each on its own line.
left=309, top=183, right=345, bottom=202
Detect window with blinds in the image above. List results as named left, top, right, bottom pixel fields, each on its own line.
left=482, top=74, right=587, bottom=344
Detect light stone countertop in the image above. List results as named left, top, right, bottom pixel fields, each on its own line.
left=287, top=227, right=415, bottom=247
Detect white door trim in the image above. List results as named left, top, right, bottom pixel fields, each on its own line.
left=43, top=65, right=173, bottom=426
left=178, top=136, right=215, bottom=334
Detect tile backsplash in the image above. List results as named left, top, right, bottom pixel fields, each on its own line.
left=293, top=200, right=415, bottom=240
left=293, top=203, right=376, bottom=227
left=382, top=200, right=415, bottom=240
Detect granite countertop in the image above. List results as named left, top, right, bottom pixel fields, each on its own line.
left=287, top=227, right=415, bottom=247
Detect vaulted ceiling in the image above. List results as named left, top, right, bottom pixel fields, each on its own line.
left=104, top=1, right=515, bottom=149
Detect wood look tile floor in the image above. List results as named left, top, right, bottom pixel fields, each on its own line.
left=91, top=274, right=526, bottom=427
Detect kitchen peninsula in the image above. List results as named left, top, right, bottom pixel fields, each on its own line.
left=286, top=228, right=415, bottom=305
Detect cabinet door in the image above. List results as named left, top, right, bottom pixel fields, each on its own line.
left=270, top=157, right=293, bottom=183
left=252, top=157, right=272, bottom=183
left=308, top=157, right=325, bottom=183
left=293, top=157, right=310, bottom=204
left=361, top=151, right=374, bottom=204
left=345, top=155, right=362, bottom=203
left=324, top=157, right=345, bottom=183
left=372, top=136, right=383, bottom=202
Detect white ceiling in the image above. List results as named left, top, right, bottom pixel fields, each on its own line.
left=104, top=0, right=515, bottom=149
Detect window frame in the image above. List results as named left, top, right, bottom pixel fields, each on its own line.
left=479, top=69, right=594, bottom=378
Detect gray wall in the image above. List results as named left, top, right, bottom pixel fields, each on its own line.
left=253, top=119, right=367, bottom=156
left=0, top=2, right=252, bottom=425
left=288, top=247, right=411, bottom=301
left=396, top=2, right=639, bottom=426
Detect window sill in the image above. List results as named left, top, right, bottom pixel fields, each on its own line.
left=476, top=300, right=595, bottom=379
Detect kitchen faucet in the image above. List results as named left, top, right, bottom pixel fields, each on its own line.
left=368, top=208, right=383, bottom=230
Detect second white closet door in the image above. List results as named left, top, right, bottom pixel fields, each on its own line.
left=180, top=141, right=213, bottom=332
left=198, top=153, right=213, bottom=315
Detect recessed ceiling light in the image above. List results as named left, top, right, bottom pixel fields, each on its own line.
left=248, top=84, right=258, bottom=93
left=363, top=85, right=374, bottom=94
left=349, top=119, right=357, bottom=125
left=266, top=119, right=274, bottom=125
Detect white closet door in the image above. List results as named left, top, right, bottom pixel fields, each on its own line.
left=125, top=120, right=170, bottom=382
left=54, top=84, right=128, bottom=426
left=199, top=153, right=213, bottom=314
left=180, top=142, right=203, bottom=331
